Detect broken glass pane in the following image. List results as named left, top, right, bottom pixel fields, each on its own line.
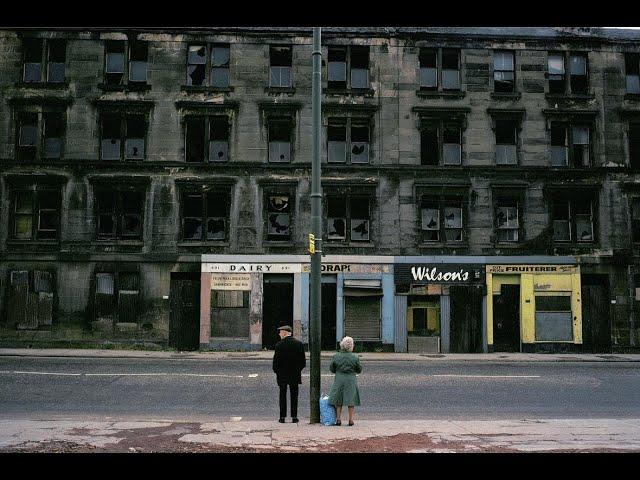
left=125, top=139, right=145, bottom=160
left=350, top=219, right=369, bottom=241
left=122, top=214, right=141, bottom=237
left=102, top=139, right=121, bottom=160
left=267, top=213, right=290, bottom=236
left=444, top=207, right=462, bottom=229
left=421, top=208, right=439, bottom=230
left=269, top=141, right=291, bottom=162
left=553, top=220, right=571, bottom=241
left=209, top=141, right=228, bottom=161
left=496, top=206, right=518, bottom=228
left=189, top=45, right=206, bottom=64
left=351, top=142, right=369, bottom=163
left=188, top=64, right=205, bottom=86
left=184, top=218, right=203, bottom=240
left=575, top=214, right=593, bottom=241
left=268, top=196, right=290, bottom=212
left=444, top=228, right=462, bottom=242
left=327, top=217, right=346, bottom=239
left=207, top=217, right=226, bottom=240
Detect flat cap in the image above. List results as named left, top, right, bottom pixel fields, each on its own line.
left=277, top=325, right=292, bottom=333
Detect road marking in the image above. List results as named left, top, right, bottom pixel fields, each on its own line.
left=432, top=375, right=541, bottom=379
left=248, top=374, right=259, bottom=378
left=231, top=417, right=243, bottom=421
left=0, top=371, right=244, bottom=378
left=302, top=374, right=334, bottom=377
left=9, top=371, right=82, bottom=376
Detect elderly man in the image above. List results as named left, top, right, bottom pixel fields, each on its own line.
left=272, top=325, right=306, bottom=423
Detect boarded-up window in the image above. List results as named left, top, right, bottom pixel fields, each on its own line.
left=210, top=290, right=250, bottom=338
left=535, top=294, right=573, bottom=341
left=95, top=273, right=115, bottom=320
left=8, top=270, right=55, bottom=329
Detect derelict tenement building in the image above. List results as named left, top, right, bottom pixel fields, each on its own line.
left=1, top=27, right=639, bottom=353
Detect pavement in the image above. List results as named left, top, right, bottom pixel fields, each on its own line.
left=1, top=348, right=640, bottom=362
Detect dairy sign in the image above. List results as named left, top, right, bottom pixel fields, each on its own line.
left=394, top=264, right=484, bottom=285
left=202, top=263, right=302, bottom=273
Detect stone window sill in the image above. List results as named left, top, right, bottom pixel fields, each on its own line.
left=491, top=92, right=522, bottom=100
left=265, top=86, right=296, bottom=95
left=92, top=240, right=144, bottom=246
left=625, top=93, right=640, bottom=101
left=416, top=90, right=465, bottom=99
left=324, top=87, right=375, bottom=97
left=15, top=81, right=70, bottom=89
left=419, top=242, right=469, bottom=248
left=7, top=240, right=59, bottom=246
left=263, top=241, right=295, bottom=247
left=98, top=83, right=152, bottom=93
left=178, top=241, right=229, bottom=247
left=325, top=242, right=376, bottom=248
left=181, top=85, right=234, bottom=94
left=545, top=93, right=595, bottom=101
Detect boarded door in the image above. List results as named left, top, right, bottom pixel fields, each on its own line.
left=450, top=285, right=483, bottom=353
left=581, top=276, right=611, bottom=353
left=169, top=273, right=201, bottom=351
left=493, top=284, right=520, bottom=352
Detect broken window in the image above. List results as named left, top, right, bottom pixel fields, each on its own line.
left=328, top=47, right=347, bottom=89
left=128, top=41, right=148, bottom=84
left=43, top=113, right=63, bottom=159
left=266, top=195, right=291, bottom=241
left=626, top=53, right=640, bottom=94
left=632, top=197, right=640, bottom=243
left=419, top=49, right=438, bottom=91
left=350, top=46, right=369, bottom=89
left=574, top=201, right=594, bottom=242
left=187, top=45, right=207, bottom=86
left=569, top=53, right=588, bottom=94
left=630, top=123, right=640, bottom=169
left=552, top=200, right=571, bottom=242
left=47, top=40, right=66, bottom=83
left=185, top=116, right=206, bottom=163
left=269, top=46, right=292, bottom=87
left=552, top=197, right=595, bottom=243
left=420, top=195, right=464, bottom=243
left=327, top=122, right=347, bottom=163
left=327, top=197, right=347, bottom=240
left=8, top=270, right=55, bottom=330
left=94, top=271, right=140, bottom=325
left=420, top=119, right=463, bottom=166
left=11, top=188, right=60, bottom=241
left=268, top=119, right=291, bottom=163
left=23, top=38, right=43, bottom=83
left=181, top=190, right=229, bottom=242
left=550, top=122, right=569, bottom=166
left=493, top=50, right=515, bottom=93
left=96, top=190, right=144, bottom=240
left=442, top=49, right=460, bottom=90
left=17, top=113, right=38, bottom=161
left=211, top=44, right=230, bottom=88
left=326, top=195, right=371, bottom=242
left=495, top=201, right=520, bottom=242
left=351, top=124, right=370, bottom=164
left=495, top=120, right=518, bottom=165
left=350, top=197, right=370, bottom=242
left=420, top=126, right=439, bottom=166
left=548, top=53, right=565, bottom=94
left=105, top=41, right=125, bottom=85
left=101, top=113, right=147, bottom=161
left=209, top=116, right=229, bottom=162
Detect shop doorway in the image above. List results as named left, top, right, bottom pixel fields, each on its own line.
left=581, top=275, right=611, bottom=353
left=169, top=272, right=201, bottom=351
left=407, top=296, right=441, bottom=353
left=262, top=274, right=294, bottom=350
left=321, top=279, right=337, bottom=350
left=493, top=284, right=520, bottom=352
left=450, top=285, right=483, bottom=353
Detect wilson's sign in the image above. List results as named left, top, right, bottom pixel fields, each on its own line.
left=394, top=264, right=484, bottom=285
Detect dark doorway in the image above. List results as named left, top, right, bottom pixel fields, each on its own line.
left=321, top=280, right=337, bottom=350
left=169, top=272, right=201, bottom=351
left=450, top=285, right=484, bottom=353
left=493, top=284, right=520, bottom=352
left=581, top=274, right=612, bottom=353
left=262, top=274, right=294, bottom=350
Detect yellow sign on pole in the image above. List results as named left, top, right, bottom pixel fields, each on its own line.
left=308, top=233, right=315, bottom=254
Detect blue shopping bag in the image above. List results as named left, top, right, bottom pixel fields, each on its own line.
left=319, top=394, right=337, bottom=426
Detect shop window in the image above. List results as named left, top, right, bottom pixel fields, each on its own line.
left=11, top=188, right=60, bottom=241
left=626, top=53, right=640, bottom=94
left=493, top=50, right=515, bottom=93
left=420, top=120, right=462, bottom=166
left=552, top=198, right=595, bottom=243
left=7, top=270, right=55, bottom=329
left=94, top=271, right=140, bottom=325
left=96, top=190, right=144, bottom=240
left=408, top=297, right=440, bottom=337
left=629, top=123, right=640, bottom=169
left=631, top=197, right=640, bottom=244
left=266, top=195, right=291, bottom=241
left=495, top=120, right=518, bottom=165
left=210, top=290, right=250, bottom=338
left=187, top=43, right=230, bottom=88
left=419, top=48, right=460, bottom=92
left=269, top=46, right=292, bottom=88
left=101, top=113, right=147, bottom=161
left=22, top=38, right=66, bottom=84
left=550, top=122, right=591, bottom=167
left=268, top=119, right=292, bottom=163
left=534, top=294, right=573, bottom=341
left=495, top=201, right=520, bottom=243
left=181, top=190, right=230, bottom=241
left=104, top=39, right=148, bottom=87
left=184, top=116, right=230, bottom=163
left=326, top=196, right=371, bottom=243
left=420, top=195, right=465, bottom=243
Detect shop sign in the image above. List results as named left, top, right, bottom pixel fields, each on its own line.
left=203, top=263, right=302, bottom=273
left=302, top=264, right=388, bottom=274
left=211, top=273, right=252, bottom=291
left=486, top=265, right=578, bottom=274
left=394, top=264, right=484, bottom=284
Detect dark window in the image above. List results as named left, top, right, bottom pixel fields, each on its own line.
left=43, top=113, right=63, bottom=159
left=268, top=120, right=291, bottom=163
left=187, top=45, right=206, bottom=86
left=420, top=120, right=463, bottom=166
left=266, top=195, right=291, bottom=241
left=105, top=41, right=125, bottom=86
left=632, top=197, right=640, bottom=243
left=96, top=190, right=144, bottom=240
left=548, top=53, right=565, bottom=94
left=23, top=38, right=43, bottom=83
left=420, top=195, right=464, bottom=243
left=94, top=271, right=140, bottom=324
left=441, top=49, right=460, bottom=90
left=327, top=197, right=347, bottom=240
left=101, top=114, right=121, bottom=160
left=495, top=120, right=517, bottom=165
left=270, top=46, right=292, bottom=87
left=419, top=49, right=438, bottom=91
left=550, top=122, right=568, bottom=166
left=351, top=124, right=370, bottom=164
left=327, top=123, right=347, bottom=163
left=350, top=46, right=369, bottom=89
left=185, top=116, right=206, bottom=163
left=552, top=198, right=595, bottom=243
left=569, top=53, right=588, bottom=94
left=209, top=116, right=229, bottom=162
left=349, top=197, right=370, bottom=241
left=571, top=125, right=590, bottom=167
left=495, top=200, right=520, bottom=242
left=420, top=126, right=439, bottom=165
left=630, top=123, right=640, bottom=169
left=328, top=47, right=347, bottom=89
left=626, top=53, right=640, bottom=94
left=211, top=44, right=230, bottom=88
left=17, top=113, right=38, bottom=161
left=128, top=41, right=148, bottom=84
left=125, top=116, right=145, bottom=160
left=494, top=50, right=515, bottom=93
left=442, top=125, right=461, bottom=165
left=181, top=191, right=229, bottom=241
left=326, top=196, right=371, bottom=242
left=12, top=188, right=60, bottom=241
left=47, top=40, right=66, bottom=83
left=101, top=113, right=146, bottom=161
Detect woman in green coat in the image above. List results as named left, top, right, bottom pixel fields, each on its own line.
left=328, top=336, right=362, bottom=426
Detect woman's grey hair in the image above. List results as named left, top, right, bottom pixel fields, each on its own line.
left=339, top=336, right=354, bottom=352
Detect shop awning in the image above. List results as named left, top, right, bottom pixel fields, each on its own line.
left=343, top=279, right=383, bottom=297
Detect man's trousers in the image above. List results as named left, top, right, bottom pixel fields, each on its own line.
left=278, top=383, right=299, bottom=418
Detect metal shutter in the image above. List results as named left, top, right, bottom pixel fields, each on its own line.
left=344, top=296, right=381, bottom=341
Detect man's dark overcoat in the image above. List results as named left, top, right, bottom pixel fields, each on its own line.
left=272, top=336, right=306, bottom=385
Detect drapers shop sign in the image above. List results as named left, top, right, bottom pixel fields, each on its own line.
left=394, top=264, right=484, bottom=285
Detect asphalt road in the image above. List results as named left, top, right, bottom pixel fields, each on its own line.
left=1, top=356, right=639, bottom=421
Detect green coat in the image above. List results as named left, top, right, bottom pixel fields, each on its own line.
left=328, top=351, right=362, bottom=407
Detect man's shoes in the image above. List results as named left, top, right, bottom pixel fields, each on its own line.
left=278, top=418, right=286, bottom=423
left=292, top=418, right=299, bottom=423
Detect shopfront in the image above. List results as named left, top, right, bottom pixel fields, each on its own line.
left=394, top=258, right=485, bottom=353
left=486, top=263, right=582, bottom=353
